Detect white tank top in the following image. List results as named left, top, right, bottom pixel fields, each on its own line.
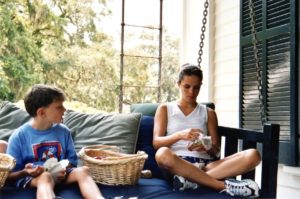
left=166, top=101, right=212, bottom=159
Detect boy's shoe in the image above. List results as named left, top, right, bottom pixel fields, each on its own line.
left=173, top=175, right=198, bottom=191
left=220, top=179, right=260, bottom=198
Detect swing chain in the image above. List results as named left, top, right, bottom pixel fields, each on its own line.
left=197, top=0, right=209, bottom=69
left=249, top=0, right=267, bottom=125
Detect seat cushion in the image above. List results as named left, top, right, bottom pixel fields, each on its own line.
left=1, top=179, right=231, bottom=199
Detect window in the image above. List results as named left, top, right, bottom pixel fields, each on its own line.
left=240, top=0, right=298, bottom=166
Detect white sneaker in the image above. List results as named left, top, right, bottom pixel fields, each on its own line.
left=220, top=179, right=260, bottom=198
left=173, top=175, right=198, bottom=191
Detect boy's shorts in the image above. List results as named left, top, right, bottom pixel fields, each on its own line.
left=15, top=167, right=74, bottom=189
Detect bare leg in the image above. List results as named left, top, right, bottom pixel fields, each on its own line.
left=65, top=166, right=104, bottom=199
left=30, top=172, right=56, bottom=199
left=155, top=147, right=225, bottom=191
left=0, top=140, right=8, bottom=153
left=205, top=149, right=261, bottom=179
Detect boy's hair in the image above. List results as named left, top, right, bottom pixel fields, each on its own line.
left=24, top=84, right=66, bottom=117
left=178, top=63, right=203, bottom=83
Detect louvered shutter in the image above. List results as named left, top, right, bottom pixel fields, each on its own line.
left=240, top=0, right=298, bottom=166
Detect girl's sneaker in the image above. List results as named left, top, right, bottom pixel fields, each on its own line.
left=173, top=175, right=198, bottom=191
left=220, top=178, right=260, bottom=198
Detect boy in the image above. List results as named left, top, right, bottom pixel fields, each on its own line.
left=6, top=84, right=104, bottom=199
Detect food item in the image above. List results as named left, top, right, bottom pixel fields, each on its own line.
left=188, top=136, right=212, bottom=151
left=43, top=158, right=69, bottom=183
left=94, top=156, right=106, bottom=160
left=141, top=170, right=152, bottom=178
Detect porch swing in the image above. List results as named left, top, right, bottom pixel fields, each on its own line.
left=131, top=0, right=280, bottom=198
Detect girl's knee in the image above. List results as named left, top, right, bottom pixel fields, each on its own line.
left=155, top=147, right=175, bottom=169
left=246, top=149, right=261, bottom=166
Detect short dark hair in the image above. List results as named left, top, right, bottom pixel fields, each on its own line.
left=178, top=63, right=203, bottom=83
left=24, top=84, right=66, bottom=117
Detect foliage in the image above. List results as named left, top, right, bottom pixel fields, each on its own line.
left=0, top=0, right=180, bottom=112
left=122, top=29, right=180, bottom=105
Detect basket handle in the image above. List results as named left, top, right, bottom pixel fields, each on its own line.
left=82, top=144, right=120, bottom=152
left=78, top=146, right=148, bottom=165
left=0, top=153, right=16, bottom=170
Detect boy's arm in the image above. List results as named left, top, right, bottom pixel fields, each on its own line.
left=7, top=169, right=28, bottom=182
left=65, top=130, right=78, bottom=167
left=7, top=163, right=44, bottom=182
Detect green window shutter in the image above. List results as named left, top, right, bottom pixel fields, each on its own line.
left=240, top=0, right=298, bottom=166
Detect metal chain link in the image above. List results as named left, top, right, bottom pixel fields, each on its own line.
left=197, top=0, right=209, bottom=69
left=248, top=0, right=267, bottom=125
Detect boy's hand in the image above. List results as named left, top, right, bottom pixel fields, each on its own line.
left=54, top=168, right=67, bottom=183
left=25, top=163, right=44, bottom=177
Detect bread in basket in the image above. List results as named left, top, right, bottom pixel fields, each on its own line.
left=78, top=145, right=148, bottom=185
left=0, top=153, right=16, bottom=189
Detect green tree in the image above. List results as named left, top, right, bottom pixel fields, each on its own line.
left=0, top=0, right=119, bottom=111
left=122, top=28, right=180, bottom=105
left=0, top=1, right=45, bottom=100
left=0, top=0, right=180, bottom=112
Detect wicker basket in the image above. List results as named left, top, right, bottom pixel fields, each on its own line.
left=78, top=145, right=148, bottom=185
left=0, top=153, right=16, bottom=189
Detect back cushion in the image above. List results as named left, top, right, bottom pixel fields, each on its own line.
left=63, top=110, right=142, bottom=154
left=130, top=103, right=159, bottom=117
left=136, top=116, right=162, bottom=178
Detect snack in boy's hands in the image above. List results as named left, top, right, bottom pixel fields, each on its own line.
left=188, top=136, right=212, bottom=151
left=44, top=158, right=69, bottom=182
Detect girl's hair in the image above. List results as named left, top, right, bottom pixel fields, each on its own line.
left=24, top=84, right=66, bottom=117
left=177, top=63, right=203, bottom=83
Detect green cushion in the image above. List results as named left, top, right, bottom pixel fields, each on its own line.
left=63, top=110, right=142, bottom=154
left=130, top=103, right=159, bottom=117
left=0, top=101, right=31, bottom=141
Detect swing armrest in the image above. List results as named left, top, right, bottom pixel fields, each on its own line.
left=218, top=123, right=280, bottom=198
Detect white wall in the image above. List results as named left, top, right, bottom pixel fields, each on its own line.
left=181, top=0, right=211, bottom=103
left=211, top=0, right=240, bottom=128
left=181, top=0, right=239, bottom=128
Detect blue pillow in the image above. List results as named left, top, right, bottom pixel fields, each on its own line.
left=136, top=116, right=163, bottom=178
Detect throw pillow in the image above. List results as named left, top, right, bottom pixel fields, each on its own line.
left=63, top=110, right=142, bottom=154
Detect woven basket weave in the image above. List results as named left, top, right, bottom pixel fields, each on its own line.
left=0, top=153, right=16, bottom=189
left=78, top=145, right=148, bottom=185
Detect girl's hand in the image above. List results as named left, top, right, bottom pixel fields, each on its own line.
left=206, top=144, right=221, bottom=158
left=25, top=163, right=44, bottom=177
left=188, top=141, right=207, bottom=152
left=179, top=128, right=203, bottom=141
